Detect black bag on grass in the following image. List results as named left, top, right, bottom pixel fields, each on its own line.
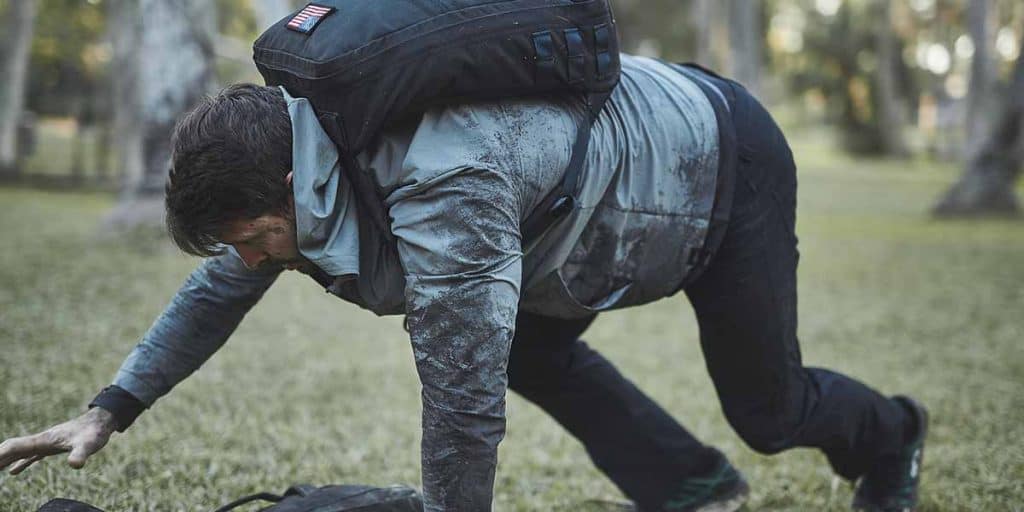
left=32, top=484, right=422, bottom=512
left=212, top=484, right=423, bottom=512
left=253, top=0, right=621, bottom=245
left=37, top=499, right=105, bottom=512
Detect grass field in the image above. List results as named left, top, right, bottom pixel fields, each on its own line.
left=1, top=142, right=1023, bottom=511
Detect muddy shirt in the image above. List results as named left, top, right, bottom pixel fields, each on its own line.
left=106, top=55, right=721, bottom=511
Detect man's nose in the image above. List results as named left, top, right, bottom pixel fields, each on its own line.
left=233, top=244, right=266, bottom=269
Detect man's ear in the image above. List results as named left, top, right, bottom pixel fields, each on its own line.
left=284, top=172, right=295, bottom=217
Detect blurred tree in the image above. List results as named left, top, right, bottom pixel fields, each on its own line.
left=873, top=0, right=909, bottom=156
left=933, top=35, right=1024, bottom=217
left=252, top=0, right=294, bottom=31
left=692, top=0, right=715, bottom=65
left=965, top=0, right=998, bottom=158
left=6, top=0, right=111, bottom=182
left=25, top=1, right=108, bottom=117
left=787, top=0, right=913, bottom=156
left=728, top=0, right=763, bottom=96
left=0, top=1, right=38, bottom=176
left=108, top=0, right=142, bottom=187
left=210, top=0, right=290, bottom=80
left=212, top=0, right=261, bottom=65
left=105, top=0, right=215, bottom=228
left=610, top=0, right=753, bottom=74
left=610, top=0, right=692, bottom=60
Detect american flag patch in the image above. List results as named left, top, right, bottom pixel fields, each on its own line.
left=286, top=3, right=335, bottom=34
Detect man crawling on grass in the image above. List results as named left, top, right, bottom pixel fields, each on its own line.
left=0, top=55, right=927, bottom=512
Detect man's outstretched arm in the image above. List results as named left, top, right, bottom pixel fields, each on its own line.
left=2, top=252, right=280, bottom=475
left=92, top=252, right=282, bottom=431
left=389, top=166, right=523, bottom=512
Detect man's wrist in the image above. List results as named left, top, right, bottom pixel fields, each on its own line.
left=88, top=385, right=148, bottom=433
left=85, top=406, right=119, bottom=435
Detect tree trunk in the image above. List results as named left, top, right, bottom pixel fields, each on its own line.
left=874, top=0, right=909, bottom=157
left=691, top=0, right=714, bottom=66
left=105, top=0, right=215, bottom=229
left=933, top=37, right=1024, bottom=217
left=70, top=98, right=86, bottom=184
left=107, top=0, right=143, bottom=191
left=834, top=2, right=880, bottom=154
left=727, top=0, right=761, bottom=96
left=96, top=121, right=112, bottom=183
left=965, top=0, right=997, bottom=158
left=0, top=1, right=37, bottom=175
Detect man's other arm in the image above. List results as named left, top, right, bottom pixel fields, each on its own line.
left=389, top=167, right=523, bottom=512
left=90, top=253, right=281, bottom=431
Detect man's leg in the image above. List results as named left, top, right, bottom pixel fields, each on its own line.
left=507, top=311, right=726, bottom=510
left=683, top=82, right=913, bottom=480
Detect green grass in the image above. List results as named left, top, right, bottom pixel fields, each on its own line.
left=1, top=147, right=1023, bottom=511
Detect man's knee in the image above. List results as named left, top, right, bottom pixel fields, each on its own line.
left=716, top=369, right=819, bottom=455
left=735, top=424, right=792, bottom=455
left=724, top=407, right=803, bottom=455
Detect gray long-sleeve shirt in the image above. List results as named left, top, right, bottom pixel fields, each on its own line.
left=106, top=55, right=722, bottom=511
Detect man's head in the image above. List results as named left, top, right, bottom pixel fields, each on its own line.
left=167, top=83, right=303, bottom=270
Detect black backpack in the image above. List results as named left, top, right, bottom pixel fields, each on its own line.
left=35, top=484, right=423, bottom=512
left=253, top=0, right=621, bottom=245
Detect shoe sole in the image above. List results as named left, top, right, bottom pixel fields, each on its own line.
left=578, top=479, right=750, bottom=512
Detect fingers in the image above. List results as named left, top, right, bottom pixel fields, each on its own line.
left=67, top=444, right=91, bottom=469
left=0, top=435, right=44, bottom=470
left=8, top=455, right=44, bottom=475
left=1, top=417, right=114, bottom=475
left=0, top=432, right=64, bottom=470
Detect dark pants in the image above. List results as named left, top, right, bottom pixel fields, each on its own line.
left=506, top=76, right=911, bottom=510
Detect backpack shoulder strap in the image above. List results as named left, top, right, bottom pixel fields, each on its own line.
left=520, top=90, right=613, bottom=248
left=318, top=112, right=396, bottom=244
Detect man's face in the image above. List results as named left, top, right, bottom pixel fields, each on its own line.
left=220, top=214, right=307, bottom=271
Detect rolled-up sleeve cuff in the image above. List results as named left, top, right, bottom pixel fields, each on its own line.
left=88, top=385, right=148, bottom=432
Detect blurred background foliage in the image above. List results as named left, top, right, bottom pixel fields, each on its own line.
left=0, top=0, right=1021, bottom=217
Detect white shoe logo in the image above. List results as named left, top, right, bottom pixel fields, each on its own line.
left=909, top=449, right=921, bottom=478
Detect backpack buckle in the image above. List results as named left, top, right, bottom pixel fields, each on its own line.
left=549, top=195, right=576, bottom=218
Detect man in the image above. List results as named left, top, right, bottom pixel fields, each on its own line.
left=0, top=55, right=927, bottom=512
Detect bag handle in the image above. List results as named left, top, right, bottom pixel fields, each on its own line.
left=212, top=483, right=320, bottom=512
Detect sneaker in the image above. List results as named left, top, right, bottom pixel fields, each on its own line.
left=852, top=395, right=928, bottom=512
left=658, top=459, right=750, bottom=512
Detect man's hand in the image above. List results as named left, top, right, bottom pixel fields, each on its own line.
left=0, top=407, right=117, bottom=475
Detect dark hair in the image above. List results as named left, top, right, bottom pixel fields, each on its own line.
left=166, top=83, right=292, bottom=256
